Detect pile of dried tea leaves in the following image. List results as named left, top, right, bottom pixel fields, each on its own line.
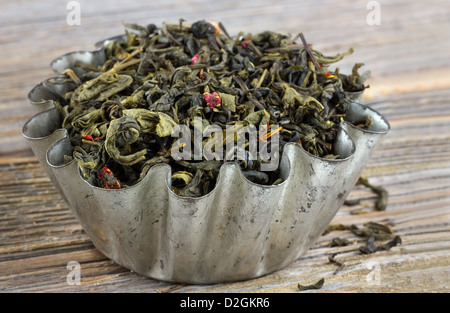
left=54, top=20, right=371, bottom=196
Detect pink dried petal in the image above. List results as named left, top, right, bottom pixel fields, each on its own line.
left=191, top=54, right=200, bottom=65
left=203, top=92, right=212, bottom=103
left=240, top=39, right=251, bottom=49
left=203, top=92, right=221, bottom=108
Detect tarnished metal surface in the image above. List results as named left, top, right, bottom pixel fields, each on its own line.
left=22, top=42, right=390, bottom=284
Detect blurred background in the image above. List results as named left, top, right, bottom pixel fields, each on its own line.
left=1, top=0, right=449, bottom=156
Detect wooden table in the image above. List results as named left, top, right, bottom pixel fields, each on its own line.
left=1, top=0, right=449, bottom=293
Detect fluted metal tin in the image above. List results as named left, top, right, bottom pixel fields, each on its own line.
left=22, top=39, right=390, bottom=284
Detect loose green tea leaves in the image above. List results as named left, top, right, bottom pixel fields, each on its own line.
left=339, top=63, right=371, bottom=92
left=323, top=221, right=396, bottom=241
left=328, top=253, right=345, bottom=275
left=53, top=20, right=371, bottom=195
left=73, top=73, right=133, bottom=103
left=121, top=109, right=177, bottom=137
left=297, top=278, right=325, bottom=291
left=359, top=234, right=402, bottom=254
left=344, top=176, right=389, bottom=212
left=357, top=176, right=389, bottom=211
left=322, top=221, right=401, bottom=279
left=351, top=222, right=395, bottom=241
left=330, top=237, right=352, bottom=247
left=323, top=221, right=401, bottom=260
left=322, top=223, right=353, bottom=235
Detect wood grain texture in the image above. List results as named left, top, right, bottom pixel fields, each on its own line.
left=0, top=0, right=449, bottom=293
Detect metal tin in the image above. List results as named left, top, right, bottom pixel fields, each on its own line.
left=22, top=42, right=390, bottom=284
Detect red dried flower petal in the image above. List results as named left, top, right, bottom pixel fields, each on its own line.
left=191, top=54, right=200, bottom=65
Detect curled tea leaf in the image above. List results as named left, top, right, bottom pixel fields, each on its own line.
left=328, top=253, right=345, bottom=275
left=359, top=235, right=402, bottom=254
left=105, top=116, right=147, bottom=166
left=73, top=146, right=102, bottom=179
left=122, top=109, right=177, bottom=137
left=172, top=171, right=194, bottom=186
left=297, top=278, right=325, bottom=291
